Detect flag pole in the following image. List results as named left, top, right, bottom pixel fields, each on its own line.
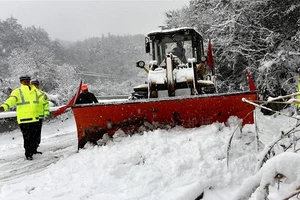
left=206, top=39, right=214, bottom=75
left=206, top=39, right=216, bottom=91
left=53, top=80, right=82, bottom=117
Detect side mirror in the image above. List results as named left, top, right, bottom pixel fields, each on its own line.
left=145, top=37, right=150, bottom=53
left=136, top=60, right=145, bottom=68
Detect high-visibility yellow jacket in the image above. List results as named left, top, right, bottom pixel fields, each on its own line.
left=36, top=89, right=50, bottom=119
left=1, top=84, right=46, bottom=124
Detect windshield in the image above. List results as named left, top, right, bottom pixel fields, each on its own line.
left=153, top=36, right=193, bottom=64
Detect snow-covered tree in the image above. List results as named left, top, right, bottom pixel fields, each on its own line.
left=165, top=0, right=300, bottom=95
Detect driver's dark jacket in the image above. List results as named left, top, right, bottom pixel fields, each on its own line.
left=75, top=92, right=98, bottom=104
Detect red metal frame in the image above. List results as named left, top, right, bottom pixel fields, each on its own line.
left=72, top=91, right=257, bottom=148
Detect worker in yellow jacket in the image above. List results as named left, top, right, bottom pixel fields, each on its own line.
left=0, top=75, right=48, bottom=160
left=31, top=79, right=50, bottom=151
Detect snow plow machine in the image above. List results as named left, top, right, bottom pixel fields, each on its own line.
left=72, top=27, right=258, bottom=148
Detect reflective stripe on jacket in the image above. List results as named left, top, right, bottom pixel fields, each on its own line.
left=1, top=84, right=44, bottom=124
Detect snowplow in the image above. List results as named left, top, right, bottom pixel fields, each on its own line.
left=71, top=27, right=258, bottom=148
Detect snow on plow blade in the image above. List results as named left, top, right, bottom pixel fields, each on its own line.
left=72, top=91, right=257, bottom=148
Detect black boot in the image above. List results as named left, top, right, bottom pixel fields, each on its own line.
left=25, top=152, right=33, bottom=160
left=26, top=156, right=33, bottom=160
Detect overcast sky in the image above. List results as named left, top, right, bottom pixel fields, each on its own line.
left=0, top=0, right=189, bottom=41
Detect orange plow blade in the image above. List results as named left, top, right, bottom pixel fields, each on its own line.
left=72, top=91, right=257, bottom=148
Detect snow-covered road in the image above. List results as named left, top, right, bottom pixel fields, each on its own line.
left=0, top=112, right=77, bottom=183
left=0, top=109, right=299, bottom=200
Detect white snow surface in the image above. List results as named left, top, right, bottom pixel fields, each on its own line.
left=174, top=67, right=194, bottom=83
left=0, top=108, right=300, bottom=200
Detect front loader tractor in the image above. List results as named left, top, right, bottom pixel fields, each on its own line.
left=72, top=27, right=258, bottom=149
left=132, top=27, right=215, bottom=99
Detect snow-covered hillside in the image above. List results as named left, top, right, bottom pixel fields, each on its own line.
left=0, top=109, right=299, bottom=200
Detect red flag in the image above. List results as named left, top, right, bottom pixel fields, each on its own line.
left=54, top=80, right=82, bottom=117
left=206, top=39, right=214, bottom=68
left=245, top=69, right=256, bottom=91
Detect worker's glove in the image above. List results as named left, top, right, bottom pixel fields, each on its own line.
left=0, top=107, right=4, bottom=112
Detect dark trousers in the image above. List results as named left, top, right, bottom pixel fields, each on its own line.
left=37, top=119, right=43, bottom=146
left=19, top=122, right=40, bottom=157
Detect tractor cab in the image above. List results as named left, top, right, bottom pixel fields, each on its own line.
left=146, top=27, right=204, bottom=66
left=132, top=27, right=215, bottom=99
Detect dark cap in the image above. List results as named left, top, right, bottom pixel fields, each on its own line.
left=31, top=80, right=39, bottom=85
left=19, top=75, right=31, bottom=81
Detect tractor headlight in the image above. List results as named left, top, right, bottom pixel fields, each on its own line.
left=200, top=56, right=207, bottom=62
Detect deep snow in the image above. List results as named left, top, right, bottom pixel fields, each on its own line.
left=0, top=106, right=300, bottom=200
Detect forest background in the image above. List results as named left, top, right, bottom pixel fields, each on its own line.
left=0, top=0, right=299, bottom=105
